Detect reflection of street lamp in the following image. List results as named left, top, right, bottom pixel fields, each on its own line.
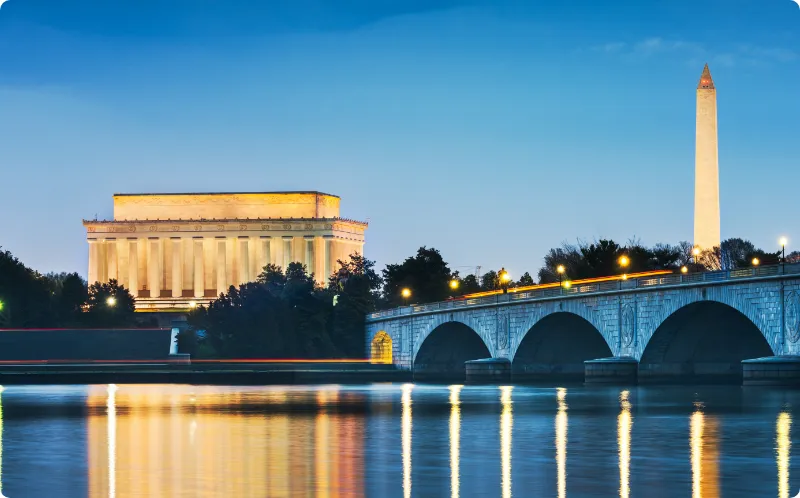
left=498, top=268, right=511, bottom=294
left=401, top=288, right=411, bottom=306
left=106, top=296, right=117, bottom=307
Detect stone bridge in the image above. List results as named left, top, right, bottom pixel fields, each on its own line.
left=365, top=264, right=800, bottom=383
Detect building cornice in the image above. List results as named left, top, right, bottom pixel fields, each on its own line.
left=113, top=191, right=340, bottom=198
left=83, top=216, right=367, bottom=227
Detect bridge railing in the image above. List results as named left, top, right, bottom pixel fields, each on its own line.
left=366, top=263, right=800, bottom=320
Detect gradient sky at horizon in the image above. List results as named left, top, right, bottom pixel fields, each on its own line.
left=0, top=0, right=798, bottom=280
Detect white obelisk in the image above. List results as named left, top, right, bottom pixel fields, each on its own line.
left=694, top=64, right=721, bottom=250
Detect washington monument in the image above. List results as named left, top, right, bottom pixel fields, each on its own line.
left=694, top=64, right=721, bottom=249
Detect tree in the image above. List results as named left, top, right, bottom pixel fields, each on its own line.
left=481, top=270, right=498, bottom=290
left=788, top=251, right=800, bottom=264
left=516, top=272, right=535, bottom=287
left=45, top=272, right=88, bottom=326
left=459, top=274, right=482, bottom=294
left=83, top=279, right=136, bottom=327
left=382, top=247, right=455, bottom=307
left=328, top=253, right=382, bottom=357
left=0, top=249, right=54, bottom=327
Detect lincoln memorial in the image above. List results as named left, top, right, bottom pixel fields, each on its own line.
left=83, top=191, right=368, bottom=311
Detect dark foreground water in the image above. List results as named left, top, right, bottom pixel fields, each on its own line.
left=0, top=384, right=798, bottom=497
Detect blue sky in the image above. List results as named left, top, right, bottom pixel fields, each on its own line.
left=0, top=0, right=798, bottom=280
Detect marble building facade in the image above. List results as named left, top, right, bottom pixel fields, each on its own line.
left=83, top=192, right=367, bottom=311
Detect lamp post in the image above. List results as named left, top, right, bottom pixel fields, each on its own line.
left=449, top=279, right=459, bottom=298
left=0, top=300, right=7, bottom=327
left=498, top=268, right=511, bottom=295
left=692, top=247, right=701, bottom=271
left=557, top=265, right=566, bottom=294
left=780, top=237, right=788, bottom=271
left=401, top=288, right=411, bottom=307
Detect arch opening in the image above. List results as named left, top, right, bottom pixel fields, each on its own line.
left=413, top=322, right=491, bottom=381
left=370, top=331, right=393, bottom=364
left=512, top=312, right=613, bottom=381
left=639, top=301, right=774, bottom=382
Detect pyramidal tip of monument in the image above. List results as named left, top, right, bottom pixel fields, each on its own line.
left=698, top=63, right=715, bottom=90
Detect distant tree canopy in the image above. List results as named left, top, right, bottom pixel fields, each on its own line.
left=187, top=254, right=382, bottom=359
left=0, top=249, right=137, bottom=328
left=382, top=247, right=456, bottom=307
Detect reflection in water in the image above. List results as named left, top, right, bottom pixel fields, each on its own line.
left=402, top=384, right=413, bottom=498
left=107, top=385, right=117, bottom=498
left=86, top=385, right=365, bottom=497
left=0, top=386, right=5, bottom=498
left=449, top=385, right=462, bottom=498
left=618, top=391, right=632, bottom=498
left=777, top=411, right=791, bottom=498
left=500, top=386, right=513, bottom=498
left=690, top=403, right=720, bottom=498
left=556, top=388, right=568, bottom=498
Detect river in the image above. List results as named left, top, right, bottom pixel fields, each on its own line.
left=0, top=383, right=796, bottom=497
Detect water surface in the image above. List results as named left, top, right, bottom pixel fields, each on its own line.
left=0, top=384, right=797, bottom=497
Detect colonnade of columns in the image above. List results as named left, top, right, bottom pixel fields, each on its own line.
left=88, top=234, right=362, bottom=299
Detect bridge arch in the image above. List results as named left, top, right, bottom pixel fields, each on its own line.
left=639, top=301, right=775, bottom=382
left=413, top=321, right=492, bottom=381
left=511, top=311, right=614, bottom=381
left=370, top=331, right=393, bottom=364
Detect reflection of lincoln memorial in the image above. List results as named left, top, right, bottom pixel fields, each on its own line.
left=86, top=386, right=365, bottom=497
left=83, top=192, right=367, bottom=310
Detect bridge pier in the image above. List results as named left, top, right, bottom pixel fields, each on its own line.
left=742, top=356, right=800, bottom=386
left=465, top=358, right=511, bottom=383
left=584, top=357, right=638, bottom=384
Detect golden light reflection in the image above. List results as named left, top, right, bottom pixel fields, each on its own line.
left=777, top=411, right=791, bottom=498
left=449, top=385, right=462, bottom=498
left=0, top=386, right=5, bottom=498
left=87, top=385, right=365, bottom=497
left=618, top=391, right=632, bottom=498
left=691, top=407, right=703, bottom=498
left=107, top=384, right=117, bottom=498
left=402, top=384, right=413, bottom=498
left=556, top=388, right=568, bottom=498
left=500, top=386, right=513, bottom=498
left=690, top=403, right=720, bottom=498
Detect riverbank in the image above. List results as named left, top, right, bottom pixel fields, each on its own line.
left=0, top=362, right=412, bottom=385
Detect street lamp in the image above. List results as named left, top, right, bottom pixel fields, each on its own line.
left=106, top=296, right=117, bottom=307
left=692, top=247, right=701, bottom=269
left=401, top=288, right=411, bottom=306
left=556, top=264, right=566, bottom=287
left=618, top=255, right=630, bottom=280
left=681, top=266, right=689, bottom=274
left=449, top=279, right=459, bottom=290
left=780, top=237, right=788, bottom=268
left=498, top=268, right=511, bottom=294
left=752, top=257, right=760, bottom=267
left=189, top=301, right=198, bottom=309
left=563, top=280, right=572, bottom=290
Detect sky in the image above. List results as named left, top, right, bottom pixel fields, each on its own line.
left=0, top=0, right=798, bottom=281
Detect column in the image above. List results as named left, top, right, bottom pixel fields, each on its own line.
left=148, top=238, right=161, bottom=298
left=97, top=240, right=108, bottom=283
left=216, top=237, right=227, bottom=296
left=314, top=236, right=326, bottom=286
left=304, top=236, right=314, bottom=273
left=193, top=237, right=205, bottom=299
left=128, top=239, right=139, bottom=297
left=171, top=238, right=182, bottom=298
left=249, top=236, right=259, bottom=281
left=282, top=236, right=293, bottom=270
left=259, top=237, right=271, bottom=276
left=88, top=239, right=99, bottom=285
left=293, top=236, right=305, bottom=266
left=324, top=236, right=335, bottom=283
left=238, top=237, right=250, bottom=285
left=107, top=238, right=118, bottom=282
